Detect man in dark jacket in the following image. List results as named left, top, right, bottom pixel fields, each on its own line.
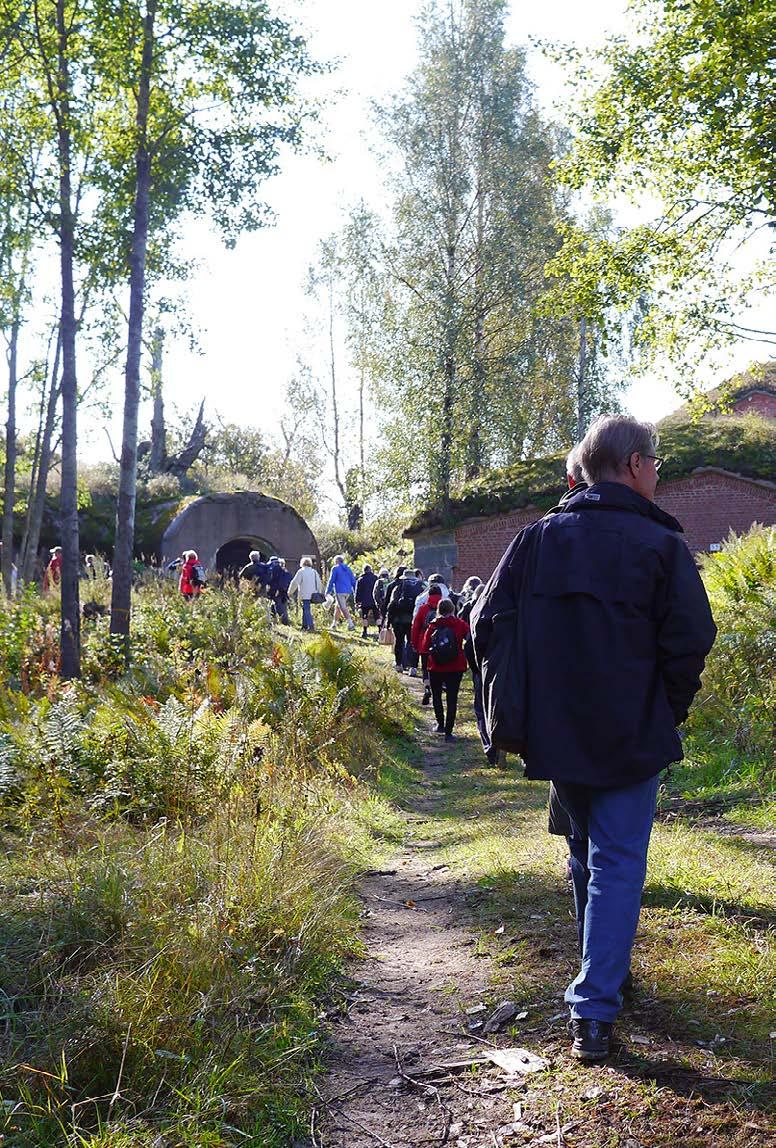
left=387, top=569, right=423, bottom=673
left=239, top=551, right=270, bottom=592
left=471, top=415, right=716, bottom=1062
left=355, top=564, right=378, bottom=638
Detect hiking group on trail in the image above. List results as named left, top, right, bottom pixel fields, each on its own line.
left=24, top=412, right=720, bottom=1067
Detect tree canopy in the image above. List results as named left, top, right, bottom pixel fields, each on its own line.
left=547, top=0, right=775, bottom=372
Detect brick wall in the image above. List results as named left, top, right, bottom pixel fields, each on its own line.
left=442, top=470, right=776, bottom=584
left=732, top=391, right=776, bottom=419
left=656, top=471, right=776, bottom=552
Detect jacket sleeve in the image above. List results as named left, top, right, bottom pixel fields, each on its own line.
left=288, top=571, right=301, bottom=597
left=470, top=526, right=536, bottom=669
left=656, top=540, right=717, bottom=725
left=410, top=607, right=424, bottom=652
left=325, top=572, right=335, bottom=594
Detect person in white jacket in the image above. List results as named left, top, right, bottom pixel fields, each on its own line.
left=288, top=556, right=323, bottom=631
left=413, top=573, right=450, bottom=619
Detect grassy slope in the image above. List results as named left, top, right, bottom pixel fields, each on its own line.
left=369, top=656, right=775, bottom=1147
left=0, top=591, right=412, bottom=1148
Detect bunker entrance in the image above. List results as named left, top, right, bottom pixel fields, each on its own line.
left=215, top=536, right=276, bottom=579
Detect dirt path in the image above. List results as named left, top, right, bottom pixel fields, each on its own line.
left=315, top=678, right=547, bottom=1147
left=313, top=671, right=775, bottom=1148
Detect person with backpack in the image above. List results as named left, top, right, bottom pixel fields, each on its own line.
left=419, top=598, right=469, bottom=740
left=412, top=572, right=450, bottom=619
left=179, top=549, right=204, bottom=599
left=411, top=582, right=444, bottom=705
left=387, top=568, right=423, bottom=673
left=372, top=567, right=391, bottom=626
left=268, top=556, right=292, bottom=624
left=355, top=563, right=378, bottom=638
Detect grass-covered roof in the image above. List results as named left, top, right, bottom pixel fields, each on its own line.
left=407, top=369, right=776, bottom=536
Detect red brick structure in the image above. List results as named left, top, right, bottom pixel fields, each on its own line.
left=732, top=390, right=776, bottom=419
left=407, top=368, right=776, bottom=586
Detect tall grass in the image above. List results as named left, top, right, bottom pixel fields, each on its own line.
left=0, top=581, right=410, bottom=1145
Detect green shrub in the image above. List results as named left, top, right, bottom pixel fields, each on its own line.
left=685, top=525, right=776, bottom=782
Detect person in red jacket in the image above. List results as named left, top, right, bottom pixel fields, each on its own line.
left=419, top=597, right=470, bottom=741
left=179, top=550, right=201, bottom=599
left=411, top=582, right=443, bottom=706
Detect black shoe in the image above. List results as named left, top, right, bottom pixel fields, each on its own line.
left=485, top=747, right=499, bottom=765
left=421, top=688, right=431, bottom=706
left=434, top=724, right=444, bottom=733
left=444, top=733, right=456, bottom=742
left=569, top=1019, right=612, bottom=1061
left=361, top=628, right=368, bottom=639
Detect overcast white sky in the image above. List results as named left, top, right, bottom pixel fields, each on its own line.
left=85, top=0, right=772, bottom=470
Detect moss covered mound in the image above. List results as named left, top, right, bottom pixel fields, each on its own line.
left=407, top=413, right=776, bottom=536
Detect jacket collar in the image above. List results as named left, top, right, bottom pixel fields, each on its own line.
left=562, top=481, right=684, bottom=533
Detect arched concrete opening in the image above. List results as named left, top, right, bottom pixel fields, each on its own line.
left=215, top=536, right=276, bottom=575
left=161, top=492, right=319, bottom=575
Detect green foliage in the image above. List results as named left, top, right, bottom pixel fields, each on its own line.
left=687, top=525, right=776, bottom=769
left=367, top=0, right=616, bottom=506
left=0, top=582, right=410, bottom=1145
left=547, top=0, right=775, bottom=375
left=192, top=414, right=322, bottom=521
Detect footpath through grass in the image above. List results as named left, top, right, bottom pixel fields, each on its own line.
left=0, top=576, right=772, bottom=1146
left=368, top=657, right=775, bottom=1147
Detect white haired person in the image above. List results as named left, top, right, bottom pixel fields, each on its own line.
left=288, top=556, right=323, bottom=632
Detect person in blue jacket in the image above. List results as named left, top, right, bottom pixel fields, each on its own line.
left=471, top=414, right=716, bottom=1063
left=326, top=554, right=357, bottom=631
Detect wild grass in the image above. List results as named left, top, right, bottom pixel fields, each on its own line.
left=0, top=581, right=411, bottom=1146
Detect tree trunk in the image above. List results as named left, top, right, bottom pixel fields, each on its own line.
left=111, top=0, right=157, bottom=650
left=465, top=81, right=489, bottom=482
left=56, top=0, right=80, bottom=679
left=327, top=277, right=350, bottom=517
left=149, top=324, right=166, bottom=472
left=21, top=339, right=61, bottom=583
left=164, top=398, right=206, bottom=477
left=2, top=314, right=20, bottom=596
left=576, top=315, right=588, bottom=441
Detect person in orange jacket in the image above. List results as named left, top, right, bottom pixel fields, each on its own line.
left=419, top=597, right=470, bottom=741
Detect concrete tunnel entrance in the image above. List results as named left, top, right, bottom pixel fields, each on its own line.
left=160, top=492, right=320, bottom=576
left=215, top=536, right=277, bottom=577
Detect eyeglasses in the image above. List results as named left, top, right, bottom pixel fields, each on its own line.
left=627, top=453, right=664, bottom=470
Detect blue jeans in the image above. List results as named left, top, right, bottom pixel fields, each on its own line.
left=301, top=599, right=314, bottom=631
left=554, top=774, right=660, bottom=1022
